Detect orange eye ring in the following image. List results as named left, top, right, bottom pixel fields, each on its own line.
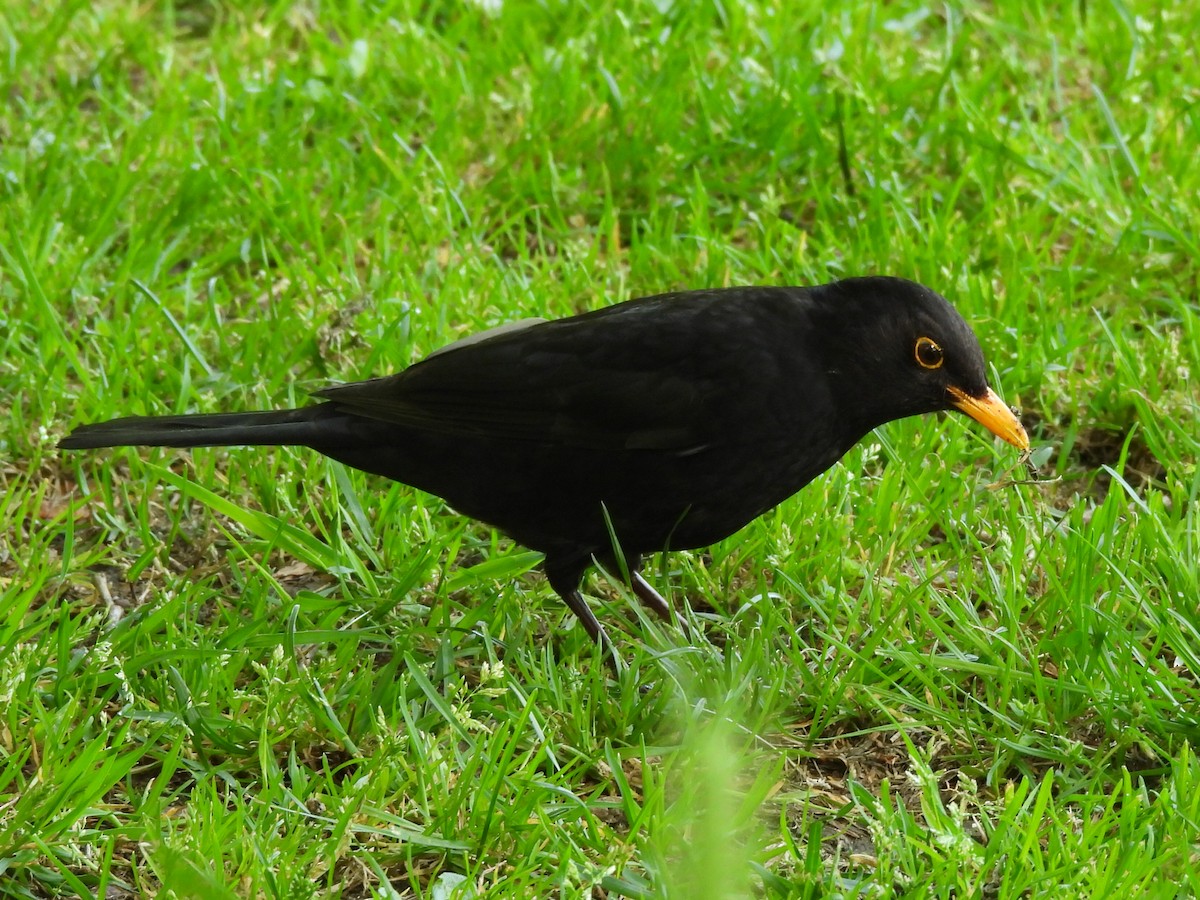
left=915, top=336, right=944, bottom=370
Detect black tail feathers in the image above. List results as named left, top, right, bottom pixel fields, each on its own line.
left=58, top=405, right=337, bottom=450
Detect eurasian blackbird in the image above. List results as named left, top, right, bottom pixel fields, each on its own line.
left=61, top=276, right=1028, bottom=653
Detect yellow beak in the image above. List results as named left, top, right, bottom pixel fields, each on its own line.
left=947, top=386, right=1030, bottom=450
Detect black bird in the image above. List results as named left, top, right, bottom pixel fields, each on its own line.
left=61, top=277, right=1028, bottom=653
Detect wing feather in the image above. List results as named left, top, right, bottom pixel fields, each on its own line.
left=313, top=294, right=746, bottom=452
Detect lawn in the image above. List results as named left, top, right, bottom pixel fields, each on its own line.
left=2, top=1, right=1199, bottom=897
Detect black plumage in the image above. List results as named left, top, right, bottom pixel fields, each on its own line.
left=61, top=276, right=1028, bottom=653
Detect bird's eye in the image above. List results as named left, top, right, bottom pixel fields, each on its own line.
left=914, top=337, right=944, bottom=370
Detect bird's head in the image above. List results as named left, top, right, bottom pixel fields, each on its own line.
left=814, top=277, right=1029, bottom=450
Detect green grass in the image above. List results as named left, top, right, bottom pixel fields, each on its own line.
left=3, top=0, right=1199, bottom=896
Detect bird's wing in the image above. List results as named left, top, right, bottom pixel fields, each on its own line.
left=314, top=298, right=746, bottom=453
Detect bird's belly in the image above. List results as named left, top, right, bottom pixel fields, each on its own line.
left=524, top=435, right=850, bottom=555
left=630, top=441, right=847, bottom=550
left=325, top=424, right=852, bottom=559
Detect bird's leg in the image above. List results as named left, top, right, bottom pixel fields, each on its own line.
left=546, top=557, right=622, bottom=673
left=625, top=557, right=693, bottom=638
left=560, top=589, right=623, bottom=674
left=558, top=587, right=609, bottom=648
left=629, top=570, right=673, bottom=622
left=601, top=552, right=672, bottom=620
